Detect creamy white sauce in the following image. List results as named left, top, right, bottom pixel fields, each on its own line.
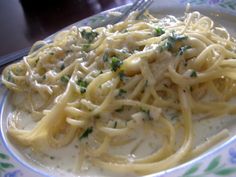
left=7, top=101, right=236, bottom=177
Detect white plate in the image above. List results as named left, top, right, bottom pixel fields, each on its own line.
left=1, top=0, right=236, bottom=176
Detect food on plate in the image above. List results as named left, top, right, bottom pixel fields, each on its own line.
left=2, top=10, right=236, bottom=175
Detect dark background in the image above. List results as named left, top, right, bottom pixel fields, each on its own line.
left=0, top=0, right=132, bottom=57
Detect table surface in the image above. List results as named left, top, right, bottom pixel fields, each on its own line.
left=0, top=0, right=132, bottom=57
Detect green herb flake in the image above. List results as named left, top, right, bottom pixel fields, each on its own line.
left=113, top=121, right=118, bottom=128
left=94, top=115, right=100, bottom=119
left=168, top=32, right=188, bottom=42
left=184, top=61, right=188, bottom=67
left=80, top=30, right=99, bottom=43
left=190, top=86, right=193, bottom=92
left=115, top=106, right=124, bottom=112
left=145, top=80, right=148, bottom=87
left=155, top=27, right=165, bottom=36
left=118, top=89, right=127, bottom=96
left=118, top=71, right=125, bottom=81
left=110, top=57, right=123, bottom=72
left=121, top=29, right=128, bottom=33
left=190, top=70, right=197, bottom=78
left=160, top=32, right=188, bottom=53
left=103, top=52, right=109, bottom=62
left=178, top=45, right=192, bottom=56
left=77, top=79, right=88, bottom=94
left=140, top=107, right=152, bottom=120
left=66, top=50, right=72, bottom=54
left=35, top=58, right=39, bottom=64
left=49, top=52, right=54, bottom=56
left=61, top=75, right=70, bottom=83
left=160, top=41, right=173, bottom=52
left=79, top=127, right=93, bottom=140
left=6, top=72, right=13, bottom=82
left=82, top=44, right=90, bottom=51
left=60, top=63, right=65, bottom=70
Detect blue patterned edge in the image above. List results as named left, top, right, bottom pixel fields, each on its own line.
left=179, top=0, right=236, bottom=16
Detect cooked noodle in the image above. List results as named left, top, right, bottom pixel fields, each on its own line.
left=2, top=10, right=236, bottom=175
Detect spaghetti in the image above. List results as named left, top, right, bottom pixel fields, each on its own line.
left=2, top=10, right=236, bottom=175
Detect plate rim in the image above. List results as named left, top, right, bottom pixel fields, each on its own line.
left=1, top=1, right=236, bottom=177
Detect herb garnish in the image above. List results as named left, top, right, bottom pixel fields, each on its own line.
left=82, top=44, right=90, bottom=51
left=110, top=57, right=123, bottom=72
left=60, top=63, right=65, bottom=70
left=118, top=71, right=125, bottom=81
left=178, top=45, right=192, bottom=56
left=77, top=79, right=88, bottom=93
left=6, top=72, right=13, bottom=82
left=61, top=75, right=70, bottom=83
left=155, top=27, right=165, bottom=36
left=79, top=127, right=93, bottom=140
left=160, top=32, right=188, bottom=52
left=113, top=121, right=118, bottom=128
left=118, top=89, right=127, bottom=97
left=103, top=52, right=109, bottom=62
left=115, top=106, right=124, bottom=112
left=190, top=86, right=193, bottom=92
left=140, top=107, right=152, bottom=120
left=190, top=70, right=197, bottom=78
left=35, top=58, right=39, bottom=64
left=81, top=30, right=99, bottom=43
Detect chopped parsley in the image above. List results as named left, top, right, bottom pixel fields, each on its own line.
left=178, top=45, right=192, bottom=56
left=140, top=107, right=152, bottom=120
left=190, top=86, right=193, bottom=92
left=66, top=50, right=72, bottom=54
left=110, top=57, right=123, bottom=72
left=184, top=61, right=188, bottom=67
left=164, top=84, right=169, bottom=88
left=77, top=79, right=88, bottom=93
left=79, top=127, right=93, bottom=140
left=113, top=121, right=118, bottom=128
left=121, top=29, right=128, bottom=33
left=60, top=63, right=65, bottom=70
left=82, top=44, right=90, bottom=51
left=103, top=52, right=109, bottom=62
left=80, top=30, right=99, bottom=43
left=155, top=27, right=165, bottom=36
left=118, top=71, right=125, bottom=81
left=145, top=80, right=148, bottom=87
left=60, top=75, right=70, bottom=83
left=115, top=106, right=124, bottom=112
left=118, top=89, right=127, bottom=96
left=160, top=32, right=188, bottom=52
left=6, top=72, right=13, bottom=82
left=35, top=58, right=39, bottom=64
left=190, top=70, right=197, bottom=78
left=169, top=32, right=188, bottom=41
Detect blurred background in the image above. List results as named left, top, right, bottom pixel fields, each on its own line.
left=0, top=0, right=132, bottom=57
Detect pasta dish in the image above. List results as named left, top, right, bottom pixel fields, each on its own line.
left=2, top=9, right=236, bottom=176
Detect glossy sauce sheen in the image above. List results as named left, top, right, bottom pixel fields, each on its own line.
left=8, top=96, right=236, bottom=177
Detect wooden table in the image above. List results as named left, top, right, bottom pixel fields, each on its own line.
left=0, top=0, right=132, bottom=57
